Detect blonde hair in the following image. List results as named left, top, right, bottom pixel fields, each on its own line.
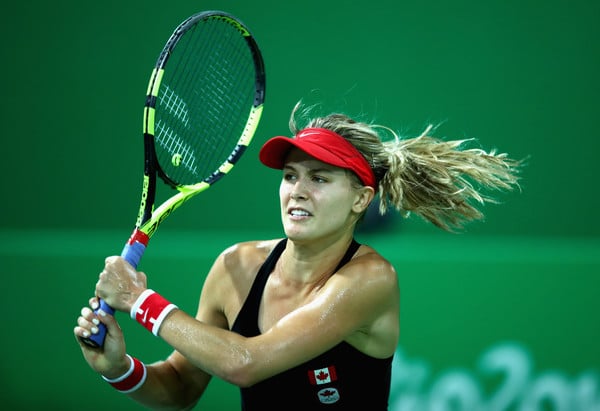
left=288, top=102, right=523, bottom=231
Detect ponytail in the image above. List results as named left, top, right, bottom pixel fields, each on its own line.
left=379, top=126, right=522, bottom=231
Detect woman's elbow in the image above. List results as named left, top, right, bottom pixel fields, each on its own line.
left=219, top=356, right=264, bottom=388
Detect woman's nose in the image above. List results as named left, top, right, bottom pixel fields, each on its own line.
left=290, top=180, right=308, bottom=200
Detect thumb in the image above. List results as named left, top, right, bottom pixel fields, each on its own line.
left=98, top=308, right=124, bottom=340
left=97, top=309, right=127, bottom=363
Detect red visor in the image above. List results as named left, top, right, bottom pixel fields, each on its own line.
left=259, top=128, right=376, bottom=188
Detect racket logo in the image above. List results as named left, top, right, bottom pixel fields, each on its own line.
left=142, top=194, right=188, bottom=238
left=135, top=176, right=151, bottom=228
left=212, top=15, right=250, bottom=36
left=160, top=85, right=190, bottom=126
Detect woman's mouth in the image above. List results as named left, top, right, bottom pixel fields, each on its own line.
left=289, top=208, right=312, bottom=217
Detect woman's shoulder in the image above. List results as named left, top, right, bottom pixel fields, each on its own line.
left=218, top=238, right=285, bottom=274
left=202, top=238, right=286, bottom=305
left=354, top=243, right=395, bottom=269
left=344, top=243, right=398, bottom=284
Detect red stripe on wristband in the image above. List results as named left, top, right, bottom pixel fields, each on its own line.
left=130, top=289, right=178, bottom=336
left=102, top=355, right=147, bottom=393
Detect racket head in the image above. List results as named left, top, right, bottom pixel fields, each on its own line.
left=146, top=11, right=265, bottom=186
left=137, top=10, right=266, bottom=233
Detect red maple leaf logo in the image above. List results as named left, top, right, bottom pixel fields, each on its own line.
left=316, top=370, right=330, bottom=382
left=308, top=365, right=337, bottom=385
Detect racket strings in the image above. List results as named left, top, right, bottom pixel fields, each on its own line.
left=155, top=119, right=198, bottom=176
left=160, top=85, right=190, bottom=127
left=153, top=17, right=257, bottom=186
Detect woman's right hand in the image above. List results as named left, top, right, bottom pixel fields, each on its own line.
left=74, top=297, right=130, bottom=379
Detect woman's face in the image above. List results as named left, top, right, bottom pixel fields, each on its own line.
left=279, top=148, right=372, bottom=243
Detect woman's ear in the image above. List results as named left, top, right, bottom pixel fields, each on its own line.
left=353, top=186, right=376, bottom=214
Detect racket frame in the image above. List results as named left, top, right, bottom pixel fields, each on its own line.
left=80, top=10, right=265, bottom=348
left=135, top=10, right=265, bottom=241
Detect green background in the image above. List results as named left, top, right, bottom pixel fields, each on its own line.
left=1, top=0, right=598, bottom=409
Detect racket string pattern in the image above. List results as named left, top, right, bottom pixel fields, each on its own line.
left=160, top=85, right=190, bottom=126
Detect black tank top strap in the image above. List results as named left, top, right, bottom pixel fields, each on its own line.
left=334, top=238, right=361, bottom=271
left=249, top=238, right=287, bottom=300
left=231, top=238, right=286, bottom=336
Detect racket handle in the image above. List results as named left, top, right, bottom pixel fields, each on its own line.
left=121, top=229, right=150, bottom=269
left=121, top=240, right=146, bottom=269
left=79, top=229, right=149, bottom=349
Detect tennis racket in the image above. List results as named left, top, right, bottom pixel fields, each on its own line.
left=80, top=10, right=266, bottom=348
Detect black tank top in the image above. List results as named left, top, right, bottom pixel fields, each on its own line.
left=231, top=239, right=393, bottom=410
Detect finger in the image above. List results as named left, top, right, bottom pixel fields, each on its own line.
left=105, top=255, right=119, bottom=268
left=78, top=308, right=100, bottom=334
left=78, top=309, right=100, bottom=328
left=75, top=314, right=99, bottom=340
left=74, top=325, right=90, bottom=340
left=96, top=308, right=124, bottom=342
left=74, top=323, right=95, bottom=340
left=96, top=308, right=116, bottom=328
left=80, top=306, right=96, bottom=321
left=89, top=296, right=99, bottom=310
left=80, top=306, right=91, bottom=320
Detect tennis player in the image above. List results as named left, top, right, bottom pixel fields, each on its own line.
left=74, top=102, right=521, bottom=409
